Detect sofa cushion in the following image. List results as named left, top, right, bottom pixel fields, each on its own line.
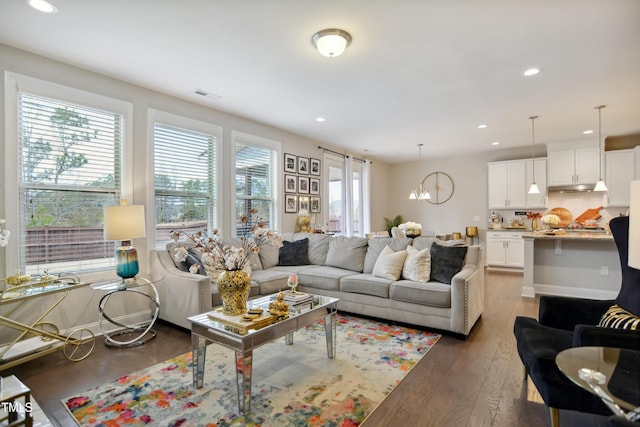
left=363, top=237, right=413, bottom=273
left=340, top=274, right=391, bottom=298
left=297, top=265, right=357, bottom=291
left=247, top=269, right=290, bottom=295
left=325, top=236, right=368, bottom=272
left=258, top=243, right=280, bottom=270
left=372, top=245, right=407, bottom=280
left=402, top=245, right=430, bottom=282
left=430, top=243, right=468, bottom=284
left=278, top=238, right=310, bottom=266
left=390, top=280, right=452, bottom=307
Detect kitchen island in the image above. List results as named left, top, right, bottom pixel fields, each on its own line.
left=522, top=231, right=621, bottom=299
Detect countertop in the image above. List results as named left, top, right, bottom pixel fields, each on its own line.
left=522, top=231, right=613, bottom=240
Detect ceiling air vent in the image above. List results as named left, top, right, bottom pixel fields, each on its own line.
left=194, top=89, right=222, bottom=100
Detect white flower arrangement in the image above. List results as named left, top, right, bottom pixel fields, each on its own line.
left=399, top=221, right=422, bottom=236
left=0, top=219, right=10, bottom=247
left=541, top=214, right=560, bottom=226
left=171, top=209, right=283, bottom=273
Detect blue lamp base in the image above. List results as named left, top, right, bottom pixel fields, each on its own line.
left=116, top=245, right=139, bottom=280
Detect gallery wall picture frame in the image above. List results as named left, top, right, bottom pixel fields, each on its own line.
left=299, top=196, right=310, bottom=212
left=310, top=196, right=321, bottom=213
left=309, top=178, right=320, bottom=195
left=284, top=174, right=297, bottom=193
left=298, top=176, right=309, bottom=194
left=285, top=194, right=298, bottom=213
left=284, top=153, right=297, bottom=173
left=298, top=157, right=309, bottom=175
left=310, top=158, right=321, bottom=176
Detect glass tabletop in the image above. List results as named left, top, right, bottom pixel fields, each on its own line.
left=188, top=293, right=338, bottom=337
left=556, top=346, right=640, bottom=413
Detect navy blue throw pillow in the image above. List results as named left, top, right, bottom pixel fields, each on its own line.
left=278, top=238, right=310, bottom=266
left=177, top=248, right=206, bottom=275
left=429, top=244, right=467, bottom=284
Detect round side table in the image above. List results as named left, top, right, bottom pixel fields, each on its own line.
left=92, top=277, right=161, bottom=348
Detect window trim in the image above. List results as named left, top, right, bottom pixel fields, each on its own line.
left=4, top=72, right=133, bottom=280
left=148, top=109, right=223, bottom=249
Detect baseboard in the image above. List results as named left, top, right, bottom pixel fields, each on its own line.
left=59, top=310, right=153, bottom=337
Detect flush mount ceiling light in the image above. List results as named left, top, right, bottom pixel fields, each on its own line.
left=27, top=0, right=58, bottom=13
left=523, top=67, right=541, bottom=77
left=593, top=105, right=608, bottom=192
left=311, top=28, right=352, bottom=58
left=528, top=115, right=540, bottom=194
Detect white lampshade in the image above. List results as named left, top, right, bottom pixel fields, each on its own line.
left=528, top=182, right=540, bottom=194
left=628, top=181, right=640, bottom=269
left=312, top=29, right=351, bottom=58
left=104, top=201, right=146, bottom=241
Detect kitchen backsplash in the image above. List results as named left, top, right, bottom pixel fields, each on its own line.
left=490, top=192, right=628, bottom=229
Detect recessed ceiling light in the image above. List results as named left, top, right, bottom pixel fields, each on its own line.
left=27, top=0, right=58, bottom=14
left=315, top=116, right=326, bottom=122
left=583, top=130, right=594, bottom=135
left=478, top=124, right=488, bottom=129
left=491, top=141, right=500, bottom=146
left=523, top=67, right=541, bottom=77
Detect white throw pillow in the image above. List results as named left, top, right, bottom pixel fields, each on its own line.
left=372, top=245, right=407, bottom=280
left=402, top=245, right=431, bottom=282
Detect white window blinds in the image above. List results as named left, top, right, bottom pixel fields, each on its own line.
left=234, top=135, right=278, bottom=236
left=154, top=123, right=217, bottom=245
left=17, top=92, right=124, bottom=274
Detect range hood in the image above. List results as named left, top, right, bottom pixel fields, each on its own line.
left=547, top=183, right=596, bottom=193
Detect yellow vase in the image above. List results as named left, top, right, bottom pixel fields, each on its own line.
left=216, top=270, right=251, bottom=315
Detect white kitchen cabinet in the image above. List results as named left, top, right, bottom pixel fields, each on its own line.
left=525, top=158, right=547, bottom=208
left=488, top=160, right=526, bottom=209
left=547, top=140, right=600, bottom=187
left=486, top=231, right=524, bottom=268
left=605, top=149, right=635, bottom=207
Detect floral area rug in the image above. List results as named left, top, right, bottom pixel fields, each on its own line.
left=63, top=314, right=440, bottom=426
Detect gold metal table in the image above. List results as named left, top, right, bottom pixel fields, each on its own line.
left=0, top=274, right=95, bottom=370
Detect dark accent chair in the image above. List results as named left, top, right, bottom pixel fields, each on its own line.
left=608, top=416, right=640, bottom=427
left=513, top=216, right=640, bottom=427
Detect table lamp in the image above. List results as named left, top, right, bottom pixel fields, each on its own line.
left=466, top=226, right=479, bottom=245
left=104, top=200, right=146, bottom=280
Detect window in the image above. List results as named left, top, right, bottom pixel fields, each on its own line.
left=153, top=113, right=221, bottom=247
left=11, top=78, right=131, bottom=275
left=233, top=132, right=279, bottom=236
left=323, top=153, right=371, bottom=236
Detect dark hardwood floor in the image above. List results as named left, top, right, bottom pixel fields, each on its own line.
left=3, top=270, right=612, bottom=426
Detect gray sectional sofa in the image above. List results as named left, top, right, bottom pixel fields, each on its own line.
left=148, top=232, right=484, bottom=336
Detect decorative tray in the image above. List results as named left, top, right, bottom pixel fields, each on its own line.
left=207, top=309, right=278, bottom=335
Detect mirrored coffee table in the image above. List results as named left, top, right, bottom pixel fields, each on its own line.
left=188, top=293, right=339, bottom=415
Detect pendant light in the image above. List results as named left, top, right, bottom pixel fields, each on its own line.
left=593, top=105, right=608, bottom=192
left=528, top=115, right=540, bottom=194
left=409, top=144, right=431, bottom=201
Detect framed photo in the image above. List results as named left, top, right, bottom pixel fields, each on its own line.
left=309, top=178, right=320, bottom=195
left=285, top=194, right=298, bottom=213
left=310, top=158, right=321, bottom=176
left=298, top=157, right=309, bottom=175
left=284, top=174, right=297, bottom=193
left=298, top=176, right=309, bottom=194
left=284, top=153, right=297, bottom=173
left=310, top=196, right=321, bottom=213
left=299, top=196, right=310, bottom=212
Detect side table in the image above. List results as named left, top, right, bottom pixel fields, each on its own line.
left=91, top=277, right=161, bottom=348
left=556, top=346, right=640, bottom=421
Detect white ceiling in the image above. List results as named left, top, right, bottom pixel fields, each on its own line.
left=1, top=0, right=639, bottom=163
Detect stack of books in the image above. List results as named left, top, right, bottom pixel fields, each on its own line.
left=282, top=291, right=313, bottom=305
